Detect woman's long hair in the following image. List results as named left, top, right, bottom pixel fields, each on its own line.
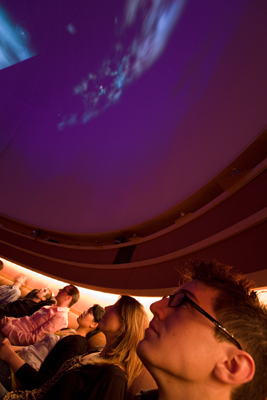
left=96, top=295, right=148, bottom=387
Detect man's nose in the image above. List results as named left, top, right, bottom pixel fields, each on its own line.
left=150, top=297, right=170, bottom=319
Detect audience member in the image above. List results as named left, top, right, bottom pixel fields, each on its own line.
left=136, top=259, right=267, bottom=400
left=0, top=276, right=27, bottom=305
left=0, top=304, right=105, bottom=392
left=0, top=295, right=148, bottom=400
left=0, top=289, right=55, bottom=320
left=0, top=285, right=79, bottom=346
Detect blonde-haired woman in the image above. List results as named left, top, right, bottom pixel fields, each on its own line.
left=0, top=295, right=148, bottom=400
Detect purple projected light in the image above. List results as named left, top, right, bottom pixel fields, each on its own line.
left=0, top=0, right=266, bottom=234
left=58, top=0, right=187, bottom=130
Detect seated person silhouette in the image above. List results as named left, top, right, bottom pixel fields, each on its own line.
left=0, top=304, right=105, bottom=392
left=0, top=275, right=27, bottom=305
left=0, top=285, right=79, bottom=346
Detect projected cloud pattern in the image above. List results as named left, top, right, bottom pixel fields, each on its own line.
left=0, top=7, right=35, bottom=70
left=58, top=0, right=186, bottom=130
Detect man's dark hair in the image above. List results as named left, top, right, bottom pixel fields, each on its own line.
left=0, top=260, right=3, bottom=271
left=67, top=285, right=80, bottom=308
left=24, top=288, right=53, bottom=301
left=181, top=259, right=267, bottom=400
left=85, top=304, right=105, bottom=340
left=91, top=304, right=105, bottom=323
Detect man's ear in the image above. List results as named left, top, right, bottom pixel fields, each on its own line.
left=90, top=322, right=98, bottom=329
left=67, top=295, right=72, bottom=305
left=214, top=349, right=255, bottom=386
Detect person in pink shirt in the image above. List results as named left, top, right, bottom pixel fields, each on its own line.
left=0, top=285, right=79, bottom=346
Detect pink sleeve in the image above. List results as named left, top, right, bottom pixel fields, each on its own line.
left=2, top=314, right=68, bottom=346
left=1, top=323, right=14, bottom=338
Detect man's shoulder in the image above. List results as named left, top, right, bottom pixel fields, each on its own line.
left=37, top=305, right=60, bottom=310
left=37, top=305, right=69, bottom=315
left=54, top=306, right=70, bottom=313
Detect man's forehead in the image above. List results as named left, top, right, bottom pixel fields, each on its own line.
left=173, top=280, right=218, bottom=301
left=174, top=279, right=204, bottom=292
left=62, top=285, right=69, bottom=289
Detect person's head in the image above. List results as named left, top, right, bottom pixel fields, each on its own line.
left=98, top=295, right=149, bottom=387
left=0, top=260, right=3, bottom=271
left=91, top=304, right=105, bottom=325
left=137, top=260, right=267, bottom=400
left=14, top=274, right=27, bottom=288
left=34, top=288, right=53, bottom=302
left=77, top=304, right=105, bottom=336
left=55, top=285, right=80, bottom=308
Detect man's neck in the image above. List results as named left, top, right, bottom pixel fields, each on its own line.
left=155, top=370, right=232, bottom=400
left=75, top=326, right=91, bottom=337
left=56, top=300, right=70, bottom=308
left=156, top=374, right=231, bottom=400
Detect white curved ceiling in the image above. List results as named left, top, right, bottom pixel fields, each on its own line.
left=0, top=0, right=267, bottom=233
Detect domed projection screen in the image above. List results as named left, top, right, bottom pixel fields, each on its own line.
left=0, top=0, right=267, bottom=233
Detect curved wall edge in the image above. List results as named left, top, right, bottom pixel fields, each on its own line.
left=1, top=214, right=266, bottom=294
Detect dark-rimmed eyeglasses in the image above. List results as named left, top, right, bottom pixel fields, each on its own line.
left=163, top=292, right=242, bottom=350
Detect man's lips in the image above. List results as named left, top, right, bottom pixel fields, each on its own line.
left=146, top=320, right=159, bottom=335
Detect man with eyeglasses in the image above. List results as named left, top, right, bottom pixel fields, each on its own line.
left=0, top=285, right=79, bottom=346
left=136, top=260, right=267, bottom=400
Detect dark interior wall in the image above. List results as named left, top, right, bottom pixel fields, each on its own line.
left=0, top=160, right=266, bottom=294
left=131, top=169, right=267, bottom=262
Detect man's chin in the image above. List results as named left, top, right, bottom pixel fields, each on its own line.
left=136, top=338, right=154, bottom=370
left=136, top=337, right=149, bottom=358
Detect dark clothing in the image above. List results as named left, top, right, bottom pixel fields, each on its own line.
left=23, top=290, right=39, bottom=299
left=0, top=359, right=12, bottom=391
left=40, top=364, right=127, bottom=400
left=0, top=291, right=55, bottom=319
left=16, top=335, right=88, bottom=390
